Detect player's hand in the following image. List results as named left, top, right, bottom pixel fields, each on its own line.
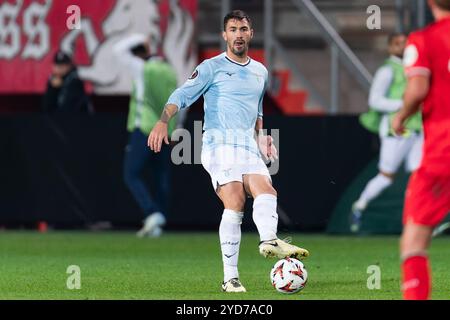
left=148, top=121, right=169, bottom=153
left=257, top=134, right=278, bottom=162
left=391, top=112, right=407, bottom=136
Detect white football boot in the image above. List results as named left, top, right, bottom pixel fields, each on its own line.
left=136, top=212, right=166, bottom=238
left=259, top=238, right=309, bottom=260
left=432, top=222, right=450, bottom=238
left=222, top=278, right=246, bottom=293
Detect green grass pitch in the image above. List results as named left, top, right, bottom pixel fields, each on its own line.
left=0, top=231, right=449, bottom=300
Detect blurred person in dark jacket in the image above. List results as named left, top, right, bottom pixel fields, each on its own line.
left=42, top=51, right=92, bottom=113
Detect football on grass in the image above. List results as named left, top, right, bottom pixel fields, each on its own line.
left=270, top=257, right=308, bottom=294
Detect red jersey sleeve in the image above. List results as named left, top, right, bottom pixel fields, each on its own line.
left=403, top=31, right=431, bottom=78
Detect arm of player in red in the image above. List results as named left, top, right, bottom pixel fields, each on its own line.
left=392, top=32, right=431, bottom=136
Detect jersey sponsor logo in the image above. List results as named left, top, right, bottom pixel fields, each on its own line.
left=225, top=71, right=235, bottom=77
left=403, top=44, right=419, bottom=67
left=188, top=69, right=198, bottom=80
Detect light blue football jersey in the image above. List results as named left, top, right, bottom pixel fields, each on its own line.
left=167, top=52, right=268, bottom=155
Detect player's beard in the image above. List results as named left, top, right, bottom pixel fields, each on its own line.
left=230, top=40, right=248, bottom=57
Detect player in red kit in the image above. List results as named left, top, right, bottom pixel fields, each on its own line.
left=392, top=0, right=450, bottom=300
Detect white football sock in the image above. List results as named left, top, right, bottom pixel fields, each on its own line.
left=355, top=174, right=393, bottom=210
left=219, top=209, right=243, bottom=282
left=252, top=194, right=278, bottom=242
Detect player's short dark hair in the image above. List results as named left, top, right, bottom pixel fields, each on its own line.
left=434, top=0, right=450, bottom=11
left=388, top=32, right=407, bottom=45
left=223, top=10, right=252, bottom=31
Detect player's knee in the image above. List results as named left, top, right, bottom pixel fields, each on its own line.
left=400, top=240, right=428, bottom=259
left=265, top=186, right=277, bottom=197
left=400, top=229, right=430, bottom=258
left=223, top=197, right=245, bottom=212
left=219, top=186, right=246, bottom=211
left=245, top=176, right=277, bottom=198
left=232, top=192, right=246, bottom=211
left=253, top=185, right=277, bottom=198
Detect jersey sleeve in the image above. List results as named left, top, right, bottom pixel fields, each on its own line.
left=166, top=61, right=213, bottom=110
left=368, top=65, right=403, bottom=112
left=258, top=69, right=268, bottom=119
left=403, top=31, right=431, bottom=78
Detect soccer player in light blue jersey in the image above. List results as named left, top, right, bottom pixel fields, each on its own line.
left=148, top=10, right=309, bottom=293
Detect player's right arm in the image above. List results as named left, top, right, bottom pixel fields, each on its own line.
left=148, top=61, right=214, bottom=153
left=148, top=104, right=178, bottom=152
left=392, top=31, right=430, bottom=135
left=392, top=32, right=431, bottom=135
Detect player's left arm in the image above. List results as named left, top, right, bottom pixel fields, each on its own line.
left=255, top=71, right=278, bottom=162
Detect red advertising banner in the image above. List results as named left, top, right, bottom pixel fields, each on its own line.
left=0, top=0, right=197, bottom=94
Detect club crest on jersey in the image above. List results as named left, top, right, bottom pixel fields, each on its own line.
left=404, top=44, right=419, bottom=67
left=188, top=69, right=199, bottom=80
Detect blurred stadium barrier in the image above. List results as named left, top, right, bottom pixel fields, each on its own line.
left=0, top=113, right=376, bottom=231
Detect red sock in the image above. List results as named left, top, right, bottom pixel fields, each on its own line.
left=402, top=255, right=431, bottom=300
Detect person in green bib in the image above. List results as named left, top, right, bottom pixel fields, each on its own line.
left=114, top=34, right=178, bottom=237
left=351, top=33, right=424, bottom=233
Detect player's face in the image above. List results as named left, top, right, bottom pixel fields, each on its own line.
left=389, top=35, right=407, bottom=58
left=222, top=19, right=253, bottom=57
left=52, top=64, right=72, bottom=77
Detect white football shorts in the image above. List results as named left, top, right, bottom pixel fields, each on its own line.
left=201, top=145, right=271, bottom=191
left=379, top=133, right=423, bottom=174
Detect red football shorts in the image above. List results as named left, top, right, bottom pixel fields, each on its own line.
left=403, top=167, right=450, bottom=226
